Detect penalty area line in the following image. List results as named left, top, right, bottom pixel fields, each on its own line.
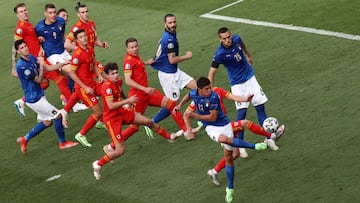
left=200, top=13, right=360, bottom=41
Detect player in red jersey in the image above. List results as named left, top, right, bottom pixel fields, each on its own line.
left=92, top=62, right=177, bottom=180
left=63, top=29, right=104, bottom=147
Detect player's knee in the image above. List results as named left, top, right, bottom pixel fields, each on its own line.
left=43, top=120, right=52, bottom=127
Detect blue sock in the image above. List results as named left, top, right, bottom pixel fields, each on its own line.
left=25, top=122, right=48, bottom=141
left=152, top=108, right=171, bottom=123
left=68, top=75, right=75, bottom=92
left=255, top=104, right=267, bottom=126
left=236, top=108, right=247, bottom=140
left=232, top=138, right=255, bottom=149
left=54, top=117, right=65, bottom=143
left=225, top=165, right=234, bottom=189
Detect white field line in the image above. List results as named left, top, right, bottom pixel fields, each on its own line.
left=200, top=1, right=360, bottom=41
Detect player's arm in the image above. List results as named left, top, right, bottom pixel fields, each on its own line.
left=33, top=57, right=45, bottom=84
left=124, top=71, right=156, bottom=94
left=208, top=61, right=220, bottom=87
left=95, top=37, right=109, bottom=49
left=64, top=38, right=77, bottom=51
left=106, top=95, right=138, bottom=110
left=241, top=42, right=253, bottom=65
left=187, top=109, right=218, bottom=122
left=11, top=45, right=18, bottom=77
left=174, top=92, right=190, bottom=113
left=167, top=51, right=192, bottom=64
left=44, top=61, right=69, bottom=71
left=225, top=92, right=253, bottom=102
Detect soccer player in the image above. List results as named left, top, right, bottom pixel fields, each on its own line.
left=63, top=29, right=104, bottom=147
left=208, top=27, right=285, bottom=154
left=12, top=3, right=44, bottom=117
left=56, top=8, right=69, bottom=24
left=14, top=39, right=78, bottom=155
left=145, top=13, right=197, bottom=135
left=92, top=62, right=177, bottom=180
left=175, top=77, right=267, bottom=203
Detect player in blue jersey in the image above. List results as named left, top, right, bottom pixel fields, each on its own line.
left=14, top=39, right=78, bottom=155
left=175, top=77, right=267, bottom=203
left=208, top=27, right=285, bottom=154
left=145, top=13, right=197, bottom=137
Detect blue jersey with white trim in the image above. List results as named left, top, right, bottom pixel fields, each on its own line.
left=212, top=34, right=254, bottom=86
left=151, top=30, right=178, bottom=73
left=189, top=89, right=230, bottom=127
left=35, top=16, right=66, bottom=57
left=16, top=55, right=44, bottom=103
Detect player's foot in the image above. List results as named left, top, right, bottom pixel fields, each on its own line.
left=207, top=169, right=220, bottom=186
left=75, top=133, right=92, bottom=147
left=17, top=136, right=27, bottom=155
left=59, top=94, right=67, bottom=105
left=183, top=131, right=195, bottom=141
left=95, top=121, right=106, bottom=129
left=144, top=126, right=154, bottom=139
left=274, top=124, right=285, bottom=141
left=255, top=142, right=267, bottom=150
left=92, top=160, right=101, bottom=180
left=59, top=141, right=78, bottom=150
left=13, top=99, right=25, bottom=117
left=264, top=138, right=279, bottom=150
left=239, top=148, right=248, bottom=158
left=168, top=133, right=179, bottom=143
left=72, top=103, right=88, bottom=113
left=225, top=187, right=234, bottom=203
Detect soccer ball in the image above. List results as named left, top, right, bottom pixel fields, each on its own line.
left=262, top=117, right=279, bottom=133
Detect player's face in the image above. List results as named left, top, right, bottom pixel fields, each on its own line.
left=219, top=31, right=232, bottom=48
left=126, top=41, right=139, bottom=56
left=44, top=8, right=57, bottom=23
left=165, top=16, right=177, bottom=33
left=58, top=11, right=68, bottom=24
left=198, top=84, right=212, bottom=97
left=77, top=7, right=89, bottom=22
left=76, top=31, right=88, bottom=47
left=16, top=6, right=29, bottom=21
left=17, top=43, right=30, bottom=57
left=107, top=69, right=119, bottom=83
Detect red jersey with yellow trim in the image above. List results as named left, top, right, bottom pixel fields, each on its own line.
left=14, top=20, right=41, bottom=57
left=70, top=46, right=96, bottom=88
left=123, top=53, right=148, bottom=97
left=101, top=79, right=123, bottom=121
left=67, top=19, right=97, bottom=48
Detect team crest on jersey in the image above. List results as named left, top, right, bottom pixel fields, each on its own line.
left=167, top=43, right=174, bottom=49
left=205, top=100, right=210, bottom=108
left=106, top=88, right=112, bottom=95
left=72, top=58, right=79, bottom=64
left=125, top=63, right=131, bottom=70
left=24, top=69, right=31, bottom=76
left=16, top=28, right=23, bottom=35
left=58, top=25, right=62, bottom=31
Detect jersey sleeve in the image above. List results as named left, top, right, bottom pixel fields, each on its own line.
left=166, top=37, right=176, bottom=54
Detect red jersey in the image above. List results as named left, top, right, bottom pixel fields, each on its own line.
left=70, top=46, right=96, bottom=89
left=123, top=53, right=148, bottom=97
left=14, top=20, right=41, bottom=57
left=101, top=79, right=123, bottom=121
left=67, top=19, right=97, bottom=48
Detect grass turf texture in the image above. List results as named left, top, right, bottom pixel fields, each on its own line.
left=0, top=0, right=359, bottom=202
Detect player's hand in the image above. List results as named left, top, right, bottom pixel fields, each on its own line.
left=144, top=58, right=154, bottom=65
left=102, top=42, right=109, bottom=49
left=127, top=95, right=138, bottom=104
left=173, top=104, right=181, bottom=114
left=84, top=86, right=94, bottom=95
left=246, top=94, right=254, bottom=101
left=38, top=36, right=45, bottom=43
left=144, top=87, right=156, bottom=95
left=11, top=69, right=18, bottom=78
left=247, top=56, right=253, bottom=65
left=184, top=110, right=193, bottom=118
left=97, top=75, right=104, bottom=83
left=185, top=51, right=193, bottom=59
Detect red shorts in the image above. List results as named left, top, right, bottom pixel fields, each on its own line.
left=129, top=89, right=164, bottom=114
left=75, top=82, right=102, bottom=108
left=104, top=107, right=135, bottom=144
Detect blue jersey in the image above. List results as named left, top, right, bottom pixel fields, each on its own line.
left=211, top=34, right=255, bottom=86
left=189, top=89, right=230, bottom=127
left=151, top=30, right=178, bottom=73
left=35, top=16, right=66, bottom=57
left=16, top=55, right=44, bottom=103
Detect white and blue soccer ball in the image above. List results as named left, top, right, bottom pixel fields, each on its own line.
left=262, top=117, right=279, bottom=133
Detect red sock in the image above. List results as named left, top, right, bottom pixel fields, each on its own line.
left=122, top=125, right=138, bottom=141
left=64, top=93, right=79, bottom=112
left=246, top=121, right=271, bottom=138
left=80, top=114, right=99, bottom=135
left=168, top=101, right=187, bottom=131
left=98, top=154, right=112, bottom=166
left=155, top=126, right=170, bottom=139
left=214, top=157, right=226, bottom=173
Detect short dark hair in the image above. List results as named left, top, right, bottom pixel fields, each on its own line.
left=164, top=13, right=175, bottom=22
left=218, top=27, right=229, bottom=36
left=57, top=8, right=68, bottom=15
left=196, top=77, right=211, bottom=89
left=14, top=39, right=26, bottom=50
left=104, top=62, right=119, bottom=74
left=125, top=37, right=137, bottom=47
left=74, top=29, right=86, bottom=39
left=13, top=3, right=26, bottom=13
left=75, top=2, right=87, bottom=12
left=45, top=3, right=56, bottom=11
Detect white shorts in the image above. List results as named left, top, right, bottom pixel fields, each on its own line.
left=26, top=96, right=60, bottom=122
left=231, top=76, right=268, bottom=110
left=47, top=51, right=71, bottom=65
left=205, top=123, right=234, bottom=151
left=158, top=68, right=193, bottom=101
